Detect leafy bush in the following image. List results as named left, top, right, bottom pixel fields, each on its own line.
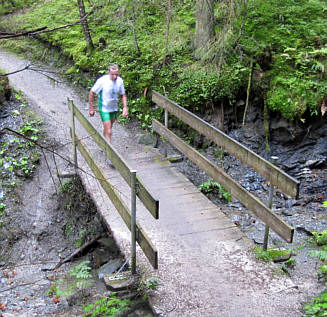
left=199, top=179, right=231, bottom=203
left=84, top=296, right=130, bottom=317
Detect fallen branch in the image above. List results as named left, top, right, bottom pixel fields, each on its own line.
left=54, top=235, right=102, bottom=270
left=0, top=2, right=96, bottom=40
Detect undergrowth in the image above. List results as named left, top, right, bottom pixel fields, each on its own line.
left=0, top=0, right=325, bottom=127
left=304, top=230, right=327, bottom=316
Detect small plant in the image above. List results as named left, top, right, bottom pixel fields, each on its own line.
left=59, top=179, right=74, bottom=194
left=312, top=230, right=327, bottom=246
left=0, top=202, right=6, bottom=216
left=304, top=230, right=327, bottom=315
left=76, top=229, right=87, bottom=247
left=144, top=276, right=159, bottom=290
left=304, top=291, right=327, bottom=316
left=318, top=264, right=327, bottom=281
left=198, top=180, right=232, bottom=203
left=52, top=260, right=93, bottom=298
left=83, top=295, right=131, bottom=317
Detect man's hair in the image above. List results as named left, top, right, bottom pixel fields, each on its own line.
left=108, top=63, right=119, bottom=72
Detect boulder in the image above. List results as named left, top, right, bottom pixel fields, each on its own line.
left=137, top=133, right=158, bottom=147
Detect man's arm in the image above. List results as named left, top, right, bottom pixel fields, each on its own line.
left=121, top=94, right=128, bottom=117
left=89, top=90, right=95, bottom=117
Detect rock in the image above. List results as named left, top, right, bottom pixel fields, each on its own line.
left=273, top=253, right=292, bottom=263
left=97, top=258, right=124, bottom=280
left=304, top=159, right=326, bottom=168
left=103, top=272, right=137, bottom=291
left=281, top=209, right=293, bottom=216
left=236, top=100, right=245, bottom=107
left=137, top=133, right=157, bottom=147
left=92, top=249, right=109, bottom=268
left=296, top=226, right=313, bottom=236
left=167, top=154, right=183, bottom=163
left=97, top=237, right=120, bottom=255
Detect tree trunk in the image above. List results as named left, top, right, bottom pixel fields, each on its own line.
left=194, top=0, right=215, bottom=57
left=163, top=0, right=172, bottom=64
left=76, top=0, right=94, bottom=52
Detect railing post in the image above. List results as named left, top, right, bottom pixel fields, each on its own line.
left=131, top=170, right=137, bottom=274
left=69, top=98, right=78, bottom=173
left=263, top=156, right=279, bottom=251
left=163, top=109, right=169, bottom=158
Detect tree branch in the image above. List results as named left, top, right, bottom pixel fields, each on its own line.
left=0, top=2, right=96, bottom=40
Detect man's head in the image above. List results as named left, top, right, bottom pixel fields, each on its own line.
left=108, top=64, right=119, bottom=81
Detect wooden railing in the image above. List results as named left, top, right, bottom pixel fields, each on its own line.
left=152, top=91, right=299, bottom=243
left=68, top=99, right=159, bottom=269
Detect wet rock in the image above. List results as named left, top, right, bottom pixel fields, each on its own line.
left=137, top=133, right=157, bottom=147
left=103, top=272, right=136, bottom=291
left=167, top=154, right=183, bottom=163
left=98, top=258, right=124, bottom=280
left=281, top=209, right=294, bottom=216
left=296, top=226, right=313, bottom=236
left=285, top=200, right=299, bottom=208
left=304, top=159, right=326, bottom=168
left=97, top=237, right=120, bottom=255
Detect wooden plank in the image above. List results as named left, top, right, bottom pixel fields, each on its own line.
left=75, top=134, right=158, bottom=269
left=153, top=119, right=294, bottom=243
left=69, top=100, right=159, bottom=219
left=152, top=91, right=300, bottom=199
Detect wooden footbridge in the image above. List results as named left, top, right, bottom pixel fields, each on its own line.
left=67, top=91, right=302, bottom=316
left=0, top=51, right=303, bottom=316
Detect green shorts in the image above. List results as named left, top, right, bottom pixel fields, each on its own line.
left=99, top=110, right=118, bottom=122
left=98, top=91, right=118, bottom=122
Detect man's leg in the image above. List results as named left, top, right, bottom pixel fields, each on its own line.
left=103, top=118, right=116, bottom=144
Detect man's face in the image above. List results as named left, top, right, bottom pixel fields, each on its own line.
left=109, top=69, right=119, bottom=81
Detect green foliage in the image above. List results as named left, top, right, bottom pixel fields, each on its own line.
left=1, top=0, right=326, bottom=124
left=309, top=247, right=327, bottom=262
left=312, top=231, right=327, bottom=246
left=198, top=179, right=232, bottom=203
left=0, top=116, right=42, bottom=179
left=53, top=260, right=93, bottom=298
left=305, top=231, right=327, bottom=315
left=254, top=247, right=291, bottom=262
left=0, top=202, right=6, bottom=216
left=59, top=179, right=74, bottom=194
left=304, top=291, right=327, bottom=316
left=137, top=276, right=159, bottom=293
left=76, top=228, right=87, bottom=247
left=240, top=0, right=327, bottom=120
left=0, top=0, right=41, bottom=15
left=83, top=295, right=131, bottom=317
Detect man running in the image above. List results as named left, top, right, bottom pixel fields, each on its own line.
left=89, top=63, right=128, bottom=143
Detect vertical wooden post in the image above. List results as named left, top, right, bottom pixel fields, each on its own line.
left=163, top=109, right=169, bottom=158
left=69, top=98, right=78, bottom=173
left=131, top=170, right=137, bottom=274
left=263, top=156, right=279, bottom=251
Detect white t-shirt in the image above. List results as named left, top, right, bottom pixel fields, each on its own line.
left=91, top=75, right=125, bottom=112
